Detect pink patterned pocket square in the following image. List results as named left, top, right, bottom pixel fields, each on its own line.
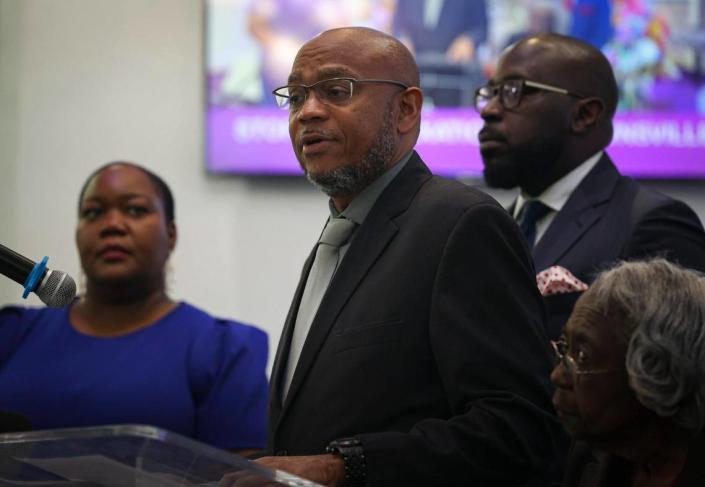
left=536, top=265, right=588, bottom=297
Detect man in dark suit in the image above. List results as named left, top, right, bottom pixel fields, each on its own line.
left=255, top=27, right=563, bottom=486
left=393, top=0, right=488, bottom=106
left=477, top=33, right=705, bottom=340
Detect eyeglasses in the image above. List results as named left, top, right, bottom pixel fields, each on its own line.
left=550, top=338, right=622, bottom=376
left=474, top=79, right=584, bottom=112
left=272, top=77, right=409, bottom=111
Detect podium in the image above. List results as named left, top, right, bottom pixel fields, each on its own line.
left=0, top=424, right=322, bottom=486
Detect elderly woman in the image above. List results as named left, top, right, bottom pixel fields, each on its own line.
left=551, top=259, right=705, bottom=486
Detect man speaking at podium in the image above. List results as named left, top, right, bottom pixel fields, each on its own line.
left=256, top=27, right=562, bottom=486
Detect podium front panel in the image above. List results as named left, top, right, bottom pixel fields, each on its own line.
left=0, top=424, right=322, bottom=486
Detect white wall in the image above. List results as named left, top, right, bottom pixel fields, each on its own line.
left=0, top=0, right=329, bottom=371
left=1, top=0, right=704, bottom=372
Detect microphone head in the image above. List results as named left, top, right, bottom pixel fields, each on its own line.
left=36, top=269, right=77, bottom=307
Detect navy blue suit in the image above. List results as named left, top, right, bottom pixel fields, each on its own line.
left=392, top=0, right=488, bottom=54
left=514, top=154, right=705, bottom=339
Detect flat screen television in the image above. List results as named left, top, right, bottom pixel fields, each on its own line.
left=206, top=0, right=705, bottom=179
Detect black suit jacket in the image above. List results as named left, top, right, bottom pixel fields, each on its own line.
left=269, top=153, right=563, bottom=486
left=563, top=438, right=705, bottom=486
left=515, top=154, right=705, bottom=339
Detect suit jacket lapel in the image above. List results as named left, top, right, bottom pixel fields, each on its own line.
left=269, top=245, right=316, bottom=421
left=275, top=152, right=432, bottom=426
left=532, top=154, right=620, bottom=271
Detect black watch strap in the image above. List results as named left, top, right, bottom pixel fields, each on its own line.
left=326, top=437, right=366, bottom=487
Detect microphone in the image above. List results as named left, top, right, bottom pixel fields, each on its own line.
left=0, top=243, right=76, bottom=307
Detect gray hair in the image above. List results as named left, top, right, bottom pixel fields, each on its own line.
left=586, top=259, right=705, bottom=434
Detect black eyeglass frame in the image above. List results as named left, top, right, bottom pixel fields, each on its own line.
left=474, top=79, right=585, bottom=112
left=550, top=338, right=622, bottom=377
left=272, top=77, right=409, bottom=111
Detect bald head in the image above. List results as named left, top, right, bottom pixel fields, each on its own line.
left=299, top=27, right=420, bottom=88
left=286, top=27, right=423, bottom=208
left=508, top=33, right=618, bottom=119
left=480, top=33, right=620, bottom=194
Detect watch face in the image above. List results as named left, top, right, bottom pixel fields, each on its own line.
left=329, top=437, right=360, bottom=450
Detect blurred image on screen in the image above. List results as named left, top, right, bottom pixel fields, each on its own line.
left=206, top=0, right=705, bottom=178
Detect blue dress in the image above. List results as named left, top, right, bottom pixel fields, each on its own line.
left=0, top=302, right=268, bottom=449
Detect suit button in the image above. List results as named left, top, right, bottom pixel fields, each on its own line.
left=275, top=449, right=288, bottom=456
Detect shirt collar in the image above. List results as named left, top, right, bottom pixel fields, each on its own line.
left=514, top=151, right=603, bottom=218
left=329, top=150, right=414, bottom=224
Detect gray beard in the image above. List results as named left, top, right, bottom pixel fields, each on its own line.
left=306, top=106, right=396, bottom=197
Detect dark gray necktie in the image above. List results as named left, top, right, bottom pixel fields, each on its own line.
left=518, top=200, right=551, bottom=249
left=282, top=217, right=356, bottom=399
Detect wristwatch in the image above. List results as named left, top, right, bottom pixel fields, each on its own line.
left=326, top=437, right=367, bottom=487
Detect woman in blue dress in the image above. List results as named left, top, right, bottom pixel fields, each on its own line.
left=0, top=162, right=268, bottom=453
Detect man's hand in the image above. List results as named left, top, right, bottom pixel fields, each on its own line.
left=446, top=33, right=476, bottom=64
left=255, top=454, right=345, bottom=487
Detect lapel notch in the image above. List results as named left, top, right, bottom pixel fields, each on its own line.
left=274, top=153, right=432, bottom=427
left=532, top=154, right=621, bottom=270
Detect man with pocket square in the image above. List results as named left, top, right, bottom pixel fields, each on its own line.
left=477, top=33, right=705, bottom=340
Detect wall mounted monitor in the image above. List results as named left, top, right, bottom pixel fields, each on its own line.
left=206, top=0, right=705, bottom=179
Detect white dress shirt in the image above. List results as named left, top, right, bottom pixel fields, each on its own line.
left=513, top=151, right=603, bottom=245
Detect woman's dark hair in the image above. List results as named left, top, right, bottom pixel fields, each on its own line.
left=77, top=161, right=175, bottom=223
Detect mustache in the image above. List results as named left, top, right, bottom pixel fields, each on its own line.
left=478, top=127, right=506, bottom=142
left=299, top=129, right=336, bottom=139
left=300, top=128, right=336, bottom=136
